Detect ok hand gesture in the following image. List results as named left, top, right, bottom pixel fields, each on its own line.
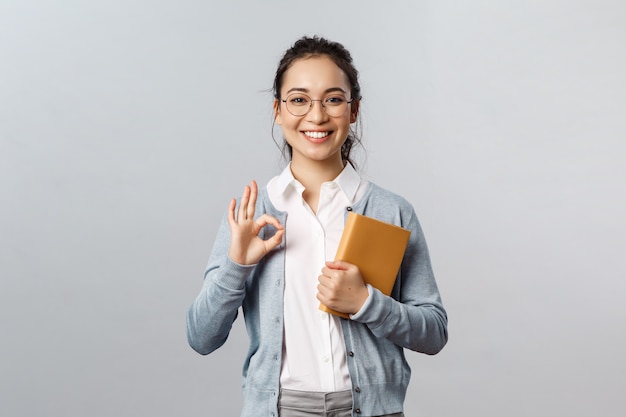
left=227, top=180, right=284, bottom=265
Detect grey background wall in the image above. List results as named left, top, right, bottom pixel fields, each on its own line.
left=1, top=1, right=624, bottom=416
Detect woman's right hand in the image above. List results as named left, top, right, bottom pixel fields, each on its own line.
left=227, top=180, right=284, bottom=265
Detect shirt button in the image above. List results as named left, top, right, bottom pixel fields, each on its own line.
left=323, top=356, right=330, bottom=363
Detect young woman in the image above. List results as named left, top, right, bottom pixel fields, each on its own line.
left=187, top=36, right=448, bottom=417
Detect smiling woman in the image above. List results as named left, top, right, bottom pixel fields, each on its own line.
left=272, top=37, right=363, bottom=171
left=186, top=36, right=448, bottom=417
left=274, top=55, right=359, bottom=194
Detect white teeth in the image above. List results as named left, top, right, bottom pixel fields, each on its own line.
left=304, top=131, right=330, bottom=139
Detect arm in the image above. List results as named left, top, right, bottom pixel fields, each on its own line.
left=186, top=181, right=284, bottom=355
left=349, top=209, right=448, bottom=355
left=186, top=218, right=253, bottom=355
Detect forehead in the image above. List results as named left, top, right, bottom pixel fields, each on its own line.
left=281, top=55, right=350, bottom=94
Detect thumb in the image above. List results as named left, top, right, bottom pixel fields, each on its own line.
left=266, top=228, right=285, bottom=249
left=326, top=260, right=349, bottom=270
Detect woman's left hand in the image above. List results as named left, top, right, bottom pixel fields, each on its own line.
left=317, top=260, right=369, bottom=315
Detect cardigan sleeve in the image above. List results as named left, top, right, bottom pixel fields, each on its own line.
left=186, top=213, right=257, bottom=355
left=350, top=205, right=448, bottom=355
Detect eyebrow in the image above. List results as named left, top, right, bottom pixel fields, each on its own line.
left=285, top=87, right=348, bottom=95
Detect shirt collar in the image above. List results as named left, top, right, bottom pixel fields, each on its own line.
left=274, top=164, right=300, bottom=195
left=275, top=163, right=362, bottom=203
left=332, top=163, right=361, bottom=203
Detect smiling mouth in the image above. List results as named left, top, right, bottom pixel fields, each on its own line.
left=303, top=131, right=331, bottom=139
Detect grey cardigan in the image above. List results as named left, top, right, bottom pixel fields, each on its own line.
left=187, top=182, right=448, bottom=417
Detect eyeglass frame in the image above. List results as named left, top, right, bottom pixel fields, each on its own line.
left=279, top=92, right=360, bottom=117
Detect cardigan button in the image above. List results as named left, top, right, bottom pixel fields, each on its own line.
left=355, top=408, right=361, bottom=414
left=348, top=351, right=354, bottom=357
left=355, top=387, right=361, bottom=393
left=346, top=206, right=353, bottom=211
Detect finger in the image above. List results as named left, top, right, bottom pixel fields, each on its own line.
left=227, top=198, right=237, bottom=225
left=317, top=281, right=336, bottom=304
left=265, top=228, right=285, bottom=249
left=316, top=290, right=326, bottom=304
left=317, top=275, right=331, bottom=290
left=239, top=185, right=251, bottom=220
left=316, top=291, right=334, bottom=308
left=247, top=180, right=258, bottom=219
left=322, top=266, right=344, bottom=280
left=316, top=283, right=326, bottom=298
left=255, top=214, right=284, bottom=231
left=254, top=214, right=284, bottom=251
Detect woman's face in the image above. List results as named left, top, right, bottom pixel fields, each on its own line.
left=275, top=55, right=358, bottom=168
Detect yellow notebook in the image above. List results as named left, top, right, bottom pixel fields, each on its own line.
left=320, top=212, right=411, bottom=318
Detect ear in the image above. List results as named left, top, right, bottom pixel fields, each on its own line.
left=273, top=99, right=283, bottom=125
left=349, top=99, right=360, bottom=124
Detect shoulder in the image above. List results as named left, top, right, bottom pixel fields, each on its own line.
left=361, top=182, right=415, bottom=213
left=355, top=182, right=419, bottom=229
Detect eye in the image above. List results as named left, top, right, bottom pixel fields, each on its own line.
left=288, top=94, right=310, bottom=106
left=325, top=95, right=346, bottom=106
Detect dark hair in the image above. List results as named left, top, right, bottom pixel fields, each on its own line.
left=272, top=36, right=363, bottom=167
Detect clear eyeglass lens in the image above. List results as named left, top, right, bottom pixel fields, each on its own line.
left=285, top=93, right=349, bottom=117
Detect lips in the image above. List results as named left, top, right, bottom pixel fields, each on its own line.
left=304, top=131, right=330, bottom=139
left=303, top=131, right=331, bottom=141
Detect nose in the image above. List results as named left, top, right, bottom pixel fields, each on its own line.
left=307, top=100, right=328, bottom=123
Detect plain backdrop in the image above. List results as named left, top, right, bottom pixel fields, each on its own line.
left=1, top=1, right=625, bottom=416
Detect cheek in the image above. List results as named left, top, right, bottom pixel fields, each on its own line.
left=278, top=114, right=301, bottom=131
left=339, top=115, right=353, bottom=131
left=279, top=120, right=300, bottom=143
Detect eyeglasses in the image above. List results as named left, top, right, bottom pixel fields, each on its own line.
left=281, top=93, right=356, bottom=117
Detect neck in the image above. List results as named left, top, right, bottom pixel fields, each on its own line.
left=290, top=156, right=345, bottom=191
left=289, top=156, right=346, bottom=214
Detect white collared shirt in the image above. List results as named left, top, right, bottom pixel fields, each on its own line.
left=266, top=163, right=369, bottom=392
